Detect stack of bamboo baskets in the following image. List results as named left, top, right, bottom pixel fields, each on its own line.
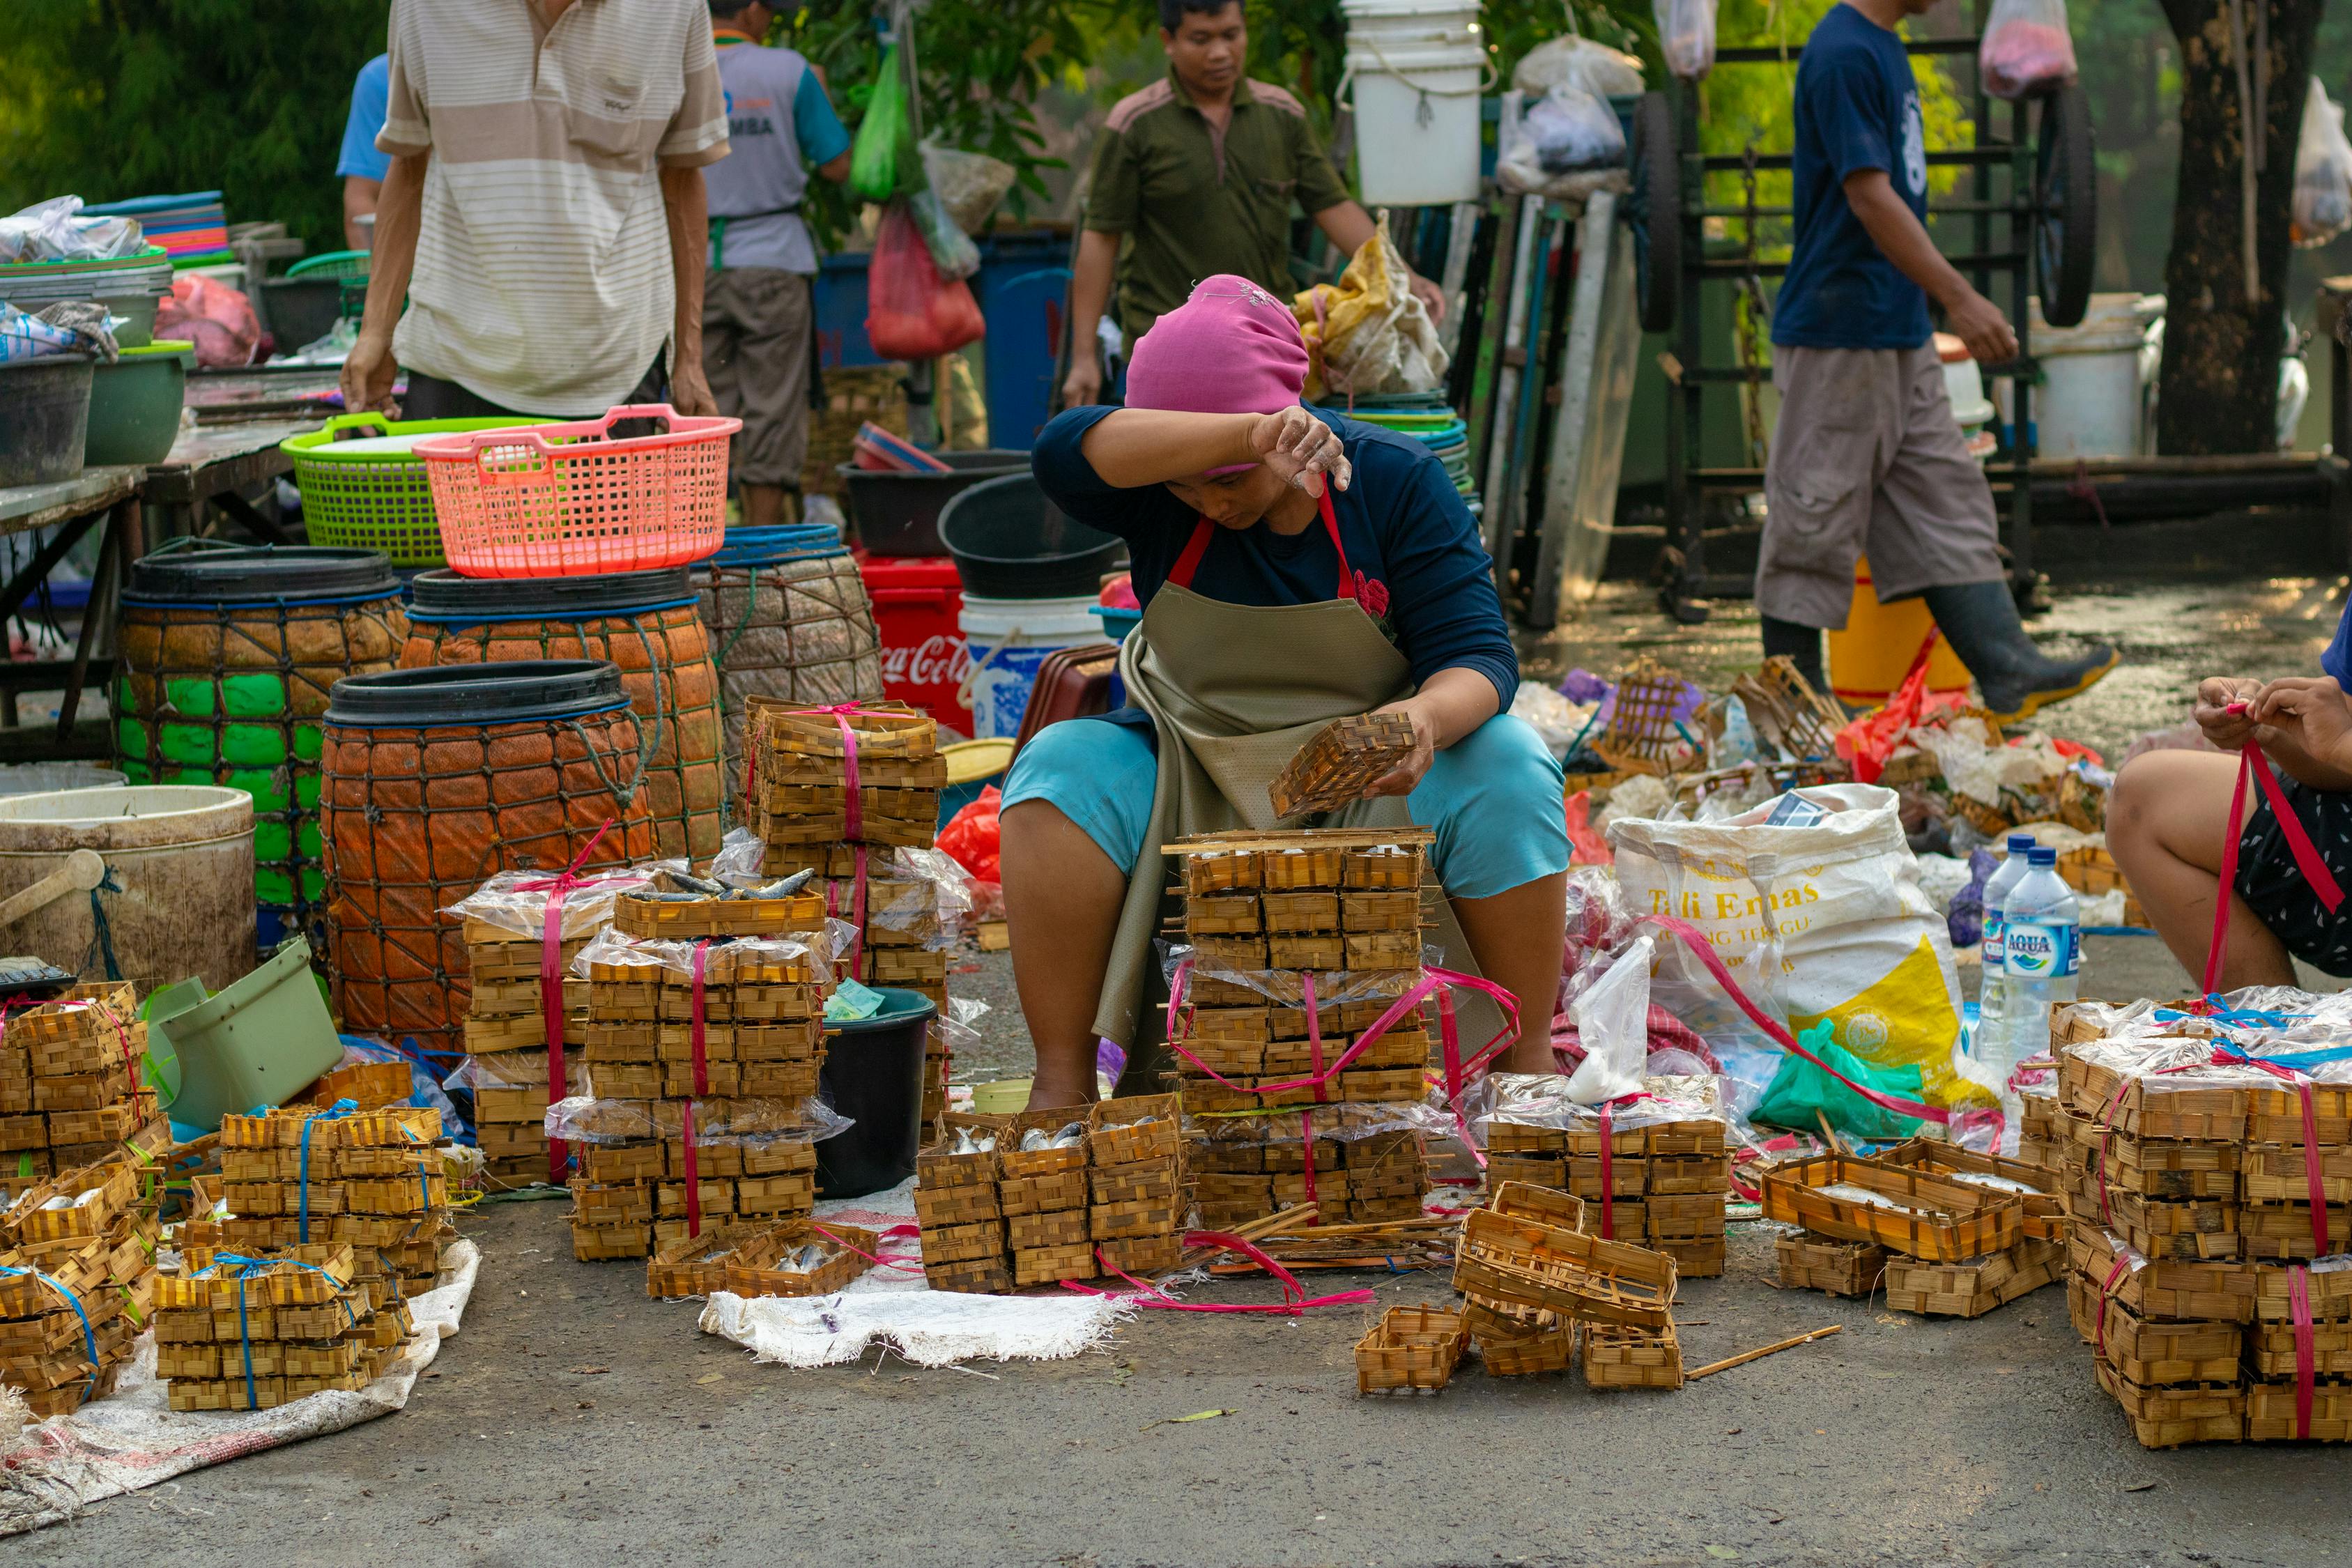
left=1169, top=829, right=1437, bottom=1230
left=0, top=1148, right=162, bottom=1415
left=1452, top=1181, right=1686, bottom=1388
left=155, top=1243, right=413, bottom=1412
left=0, top=983, right=168, bottom=1202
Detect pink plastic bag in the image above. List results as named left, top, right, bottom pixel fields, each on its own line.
left=1978, top=0, right=2077, bottom=100
left=865, top=199, right=985, bottom=362
left=155, top=275, right=261, bottom=369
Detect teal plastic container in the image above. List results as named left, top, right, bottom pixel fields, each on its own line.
left=84, top=339, right=191, bottom=466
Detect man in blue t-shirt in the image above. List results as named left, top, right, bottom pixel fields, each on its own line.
left=1760, top=0, right=2115, bottom=723
left=703, top=0, right=852, bottom=528
left=336, top=54, right=390, bottom=252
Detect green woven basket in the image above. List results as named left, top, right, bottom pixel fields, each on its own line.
left=282, top=414, right=553, bottom=568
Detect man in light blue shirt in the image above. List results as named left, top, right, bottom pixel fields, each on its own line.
left=704, top=1, right=852, bottom=528
left=337, top=53, right=391, bottom=251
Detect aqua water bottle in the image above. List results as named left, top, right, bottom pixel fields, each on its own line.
left=1999, top=847, right=2081, bottom=1068
left=1975, top=833, right=2039, bottom=1069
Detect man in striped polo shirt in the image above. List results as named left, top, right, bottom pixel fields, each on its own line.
left=342, top=0, right=731, bottom=422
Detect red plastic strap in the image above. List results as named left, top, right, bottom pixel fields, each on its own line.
left=2093, top=1254, right=2130, bottom=1362
left=1060, top=1231, right=1374, bottom=1315
left=2095, top=1077, right=2131, bottom=1233
left=1302, top=971, right=1328, bottom=1105
left=2291, top=1264, right=2317, bottom=1440
left=2211, top=1046, right=2331, bottom=1256
left=690, top=940, right=711, bottom=1098
left=516, top=817, right=617, bottom=1185
left=1644, top=916, right=1975, bottom=1132
left=1163, top=961, right=1516, bottom=1103
left=810, top=1220, right=925, bottom=1274
left=682, top=1098, right=701, bottom=1239
left=786, top=702, right=891, bottom=842
left=2207, top=714, right=2346, bottom=996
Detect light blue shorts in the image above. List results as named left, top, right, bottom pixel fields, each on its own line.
left=1001, top=713, right=1570, bottom=900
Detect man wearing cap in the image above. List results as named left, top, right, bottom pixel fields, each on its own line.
left=1059, top=0, right=1447, bottom=406
left=1004, top=275, right=1568, bottom=1110
left=341, top=0, right=730, bottom=422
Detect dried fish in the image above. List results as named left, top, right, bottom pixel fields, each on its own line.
left=951, top=1127, right=997, bottom=1155
left=1018, top=1122, right=1087, bottom=1152
left=659, top=868, right=727, bottom=896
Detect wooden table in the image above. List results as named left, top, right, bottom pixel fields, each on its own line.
left=143, top=416, right=322, bottom=546
left=0, top=465, right=146, bottom=752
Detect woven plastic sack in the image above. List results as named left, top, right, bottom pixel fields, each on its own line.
left=865, top=200, right=984, bottom=361
left=400, top=607, right=726, bottom=861
left=693, top=553, right=884, bottom=778
left=921, top=143, right=1017, bottom=236
left=1290, top=217, right=1448, bottom=401
left=2295, top=79, right=2352, bottom=248
left=1606, top=783, right=1990, bottom=1121
left=851, top=45, right=918, bottom=203
left=1978, top=0, right=2077, bottom=100
left=1654, top=0, right=1716, bottom=79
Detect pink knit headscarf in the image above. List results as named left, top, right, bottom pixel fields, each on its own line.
left=1125, top=275, right=1307, bottom=417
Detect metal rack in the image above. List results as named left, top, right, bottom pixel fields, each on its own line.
left=1629, top=22, right=2095, bottom=622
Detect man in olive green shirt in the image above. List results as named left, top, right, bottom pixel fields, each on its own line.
left=1061, top=0, right=1445, bottom=406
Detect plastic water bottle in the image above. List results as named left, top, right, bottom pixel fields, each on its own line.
left=1976, top=833, right=2039, bottom=1069
left=1999, top=847, right=2081, bottom=1067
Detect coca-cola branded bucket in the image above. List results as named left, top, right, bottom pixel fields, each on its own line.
left=856, top=551, right=972, bottom=737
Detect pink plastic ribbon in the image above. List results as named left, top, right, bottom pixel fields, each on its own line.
left=2206, top=716, right=2345, bottom=997
left=1061, top=1231, right=1374, bottom=1315
left=512, top=818, right=629, bottom=1184
left=787, top=702, right=889, bottom=843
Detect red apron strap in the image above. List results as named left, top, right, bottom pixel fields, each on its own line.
left=1167, top=518, right=1216, bottom=590
left=1167, top=493, right=1355, bottom=600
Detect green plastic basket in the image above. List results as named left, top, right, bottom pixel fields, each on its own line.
left=282, top=414, right=553, bottom=567
left=285, top=249, right=371, bottom=282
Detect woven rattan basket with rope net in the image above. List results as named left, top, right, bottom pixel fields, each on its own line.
left=692, top=526, right=883, bottom=781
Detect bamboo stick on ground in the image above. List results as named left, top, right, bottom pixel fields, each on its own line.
left=1687, top=1324, right=1843, bottom=1380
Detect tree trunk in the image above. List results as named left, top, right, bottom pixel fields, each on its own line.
left=2154, top=0, right=2323, bottom=454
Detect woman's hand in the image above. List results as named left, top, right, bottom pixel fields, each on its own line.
left=1250, top=406, right=1351, bottom=498
left=2194, top=677, right=2266, bottom=748
left=1362, top=698, right=1438, bottom=798
left=2252, top=676, right=2352, bottom=768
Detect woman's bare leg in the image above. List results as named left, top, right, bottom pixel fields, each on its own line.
left=1450, top=871, right=1570, bottom=1073
left=1001, top=799, right=1129, bottom=1109
left=2107, top=748, right=2294, bottom=989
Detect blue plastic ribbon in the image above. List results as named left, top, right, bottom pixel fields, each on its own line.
left=0, top=1266, right=96, bottom=1400
left=298, top=1098, right=359, bottom=1243
left=194, top=1252, right=360, bottom=1407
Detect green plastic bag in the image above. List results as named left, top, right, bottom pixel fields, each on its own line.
left=1752, top=1020, right=1928, bottom=1142
left=851, top=45, right=917, bottom=203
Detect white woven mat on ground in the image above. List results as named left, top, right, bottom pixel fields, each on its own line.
left=698, top=1178, right=1136, bottom=1368
left=0, top=1236, right=482, bottom=1536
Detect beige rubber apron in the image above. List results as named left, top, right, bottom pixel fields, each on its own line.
left=1093, top=494, right=1507, bottom=1056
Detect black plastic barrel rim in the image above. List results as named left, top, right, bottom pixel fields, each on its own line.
left=404, top=566, right=696, bottom=621
left=323, top=659, right=629, bottom=727
left=125, top=544, right=400, bottom=606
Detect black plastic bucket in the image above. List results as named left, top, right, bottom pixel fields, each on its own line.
left=0, top=354, right=95, bottom=488
left=125, top=542, right=400, bottom=606
left=404, top=564, right=696, bottom=621
left=816, top=985, right=938, bottom=1198
left=323, top=659, right=629, bottom=726
left=838, top=449, right=1029, bottom=556
left=937, top=472, right=1125, bottom=599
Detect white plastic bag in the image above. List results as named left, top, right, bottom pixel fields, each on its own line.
left=1562, top=934, right=1653, bottom=1105
left=1525, top=82, right=1627, bottom=174
left=1512, top=35, right=1645, bottom=99
left=1978, top=0, right=2077, bottom=100
left=0, top=196, right=144, bottom=265
left=909, top=187, right=981, bottom=282
left=1654, top=0, right=1717, bottom=80
left=920, top=143, right=1017, bottom=236
left=2294, top=80, right=2352, bottom=248
left=1607, top=783, right=1990, bottom=1118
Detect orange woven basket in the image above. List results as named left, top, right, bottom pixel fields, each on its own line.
left=415, top=404, right=738, bottom=578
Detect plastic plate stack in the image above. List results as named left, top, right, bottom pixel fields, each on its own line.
left=1319, top=390, right=1479, bottom=520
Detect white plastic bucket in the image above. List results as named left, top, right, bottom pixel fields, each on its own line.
left=957, top=593, right=1103, bottom=741
left=1342, top=0, right=1486, bottom=207
left=2029, top=293, right=2164, bottom=460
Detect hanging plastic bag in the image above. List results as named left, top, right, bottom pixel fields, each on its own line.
left=920, top=142, right=1017, bottom=236
left=937, top=784, right=1003, bottom=886
left=1654, top=0, right=1717, bottom=80
left=1289, top=215, right=1449, bottom=400
left=864, top=199, right=985, bottom=362
left=1525, top=82, right=1627, bottom=173
left=1562, top=935, right=1653, bottom=1104
left=851, top=44, right=918, bottom=203
left=909, top=187, right=981, bottom=282
left=1512, top=35, right=1645, bottom=99
left=1978, top=0, right=2077, bottom=100
left=2293, top=80, right=2352, bottom=248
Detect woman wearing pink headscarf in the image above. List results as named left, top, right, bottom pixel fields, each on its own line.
left=1000, top=275, right=1569, bottom=1109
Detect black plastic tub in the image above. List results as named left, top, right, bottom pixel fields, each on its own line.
left=125, top=543, right=400, bottom=606
left=936, top=472, right=1126, bottom=599
left=323, top=659, right=629, bottom=726
left=259, top=277, right=344, bottom=353
left=405, top=565, right=696, bottom=620
left=0, top=354, right=95, bottom=488
left=816, top=985, right=937, bottom=1199
left=838, top=449, right=1029, bottom=556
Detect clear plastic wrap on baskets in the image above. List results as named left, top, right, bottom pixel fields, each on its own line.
left=413, top=404, right=738, bottom=578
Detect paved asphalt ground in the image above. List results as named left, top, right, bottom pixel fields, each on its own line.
left=22, top=551, right=2352, bottom=1565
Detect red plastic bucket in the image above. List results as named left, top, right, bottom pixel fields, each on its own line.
left=856, top=551, right=971, bottom=735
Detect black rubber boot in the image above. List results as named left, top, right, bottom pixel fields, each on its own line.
left=1760, top=615, right=1829, bottom=698
left=1919, top=580, right=2119, bottom=723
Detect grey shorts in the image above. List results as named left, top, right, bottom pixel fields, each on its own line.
left=702, top=267, right=813, bottom=489
left=1756, top=343, right=2006, bottom=629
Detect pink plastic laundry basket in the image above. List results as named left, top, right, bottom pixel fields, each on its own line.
left=414, top=404, right=739, bottom=578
